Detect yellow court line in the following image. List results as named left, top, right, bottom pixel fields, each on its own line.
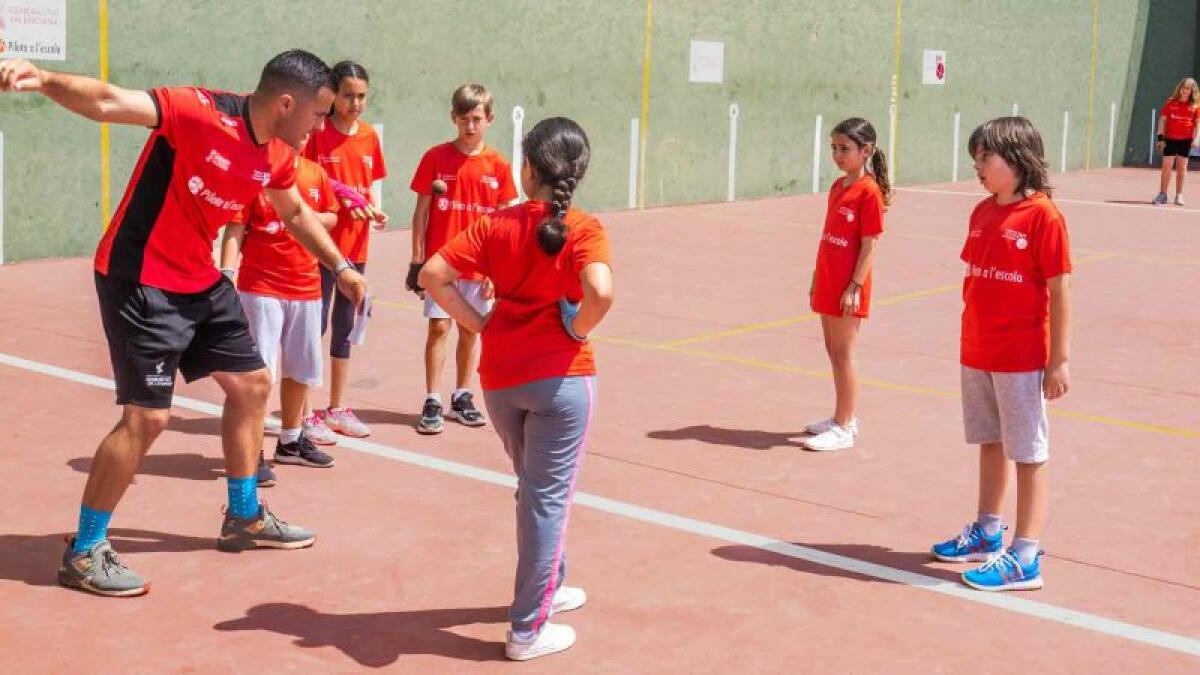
left=1084, top=0, right=1100, bottom=169
left=636, top=0, right=654, bottom=209
left=99, top=0, right=111, bottom=229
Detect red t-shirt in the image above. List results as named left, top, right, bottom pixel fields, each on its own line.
left=436, top=201, right=612, bottom=390
left=960, top=193, right=1072, bottom=372
left=95, top=87, right=297, bottom=293
left=1162, top=98, right=1200, bottom=140
left=410, top=143, right=518, bottom=281
left=303, top=120, right=387, bottom=263
left=233, top=157, right=337, bottom=301
left=811, top=175, right=885, bottom=318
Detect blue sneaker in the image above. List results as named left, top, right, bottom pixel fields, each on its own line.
left=962, top=549, right=1044, bottom=592
left=931, top=522, right=1004, bottom=562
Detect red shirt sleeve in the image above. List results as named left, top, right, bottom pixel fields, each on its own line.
left=570, top=217, right=612, bottom=275
left=1034, top=209, right=1072, bottom=280
left=372, top=134, right=388, bottom=182
left=437, top=216, right=491, bottom=278
left=410, top=148, right=437, bottom=195
left=859, top=185, right=885, bottom=238
left=150, top=87, right=208, bottom=140
left=497, top=158, right=519, bottom=203
left=266, top=140, right=297, bottom=190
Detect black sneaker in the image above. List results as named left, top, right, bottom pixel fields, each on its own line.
left=447, top=391, right=487, bottom=427
left=257, top=450, right=277, bottom=487
left=274, top=433, right=335, bottom=468
left=417, top=398, right=444, bottom=434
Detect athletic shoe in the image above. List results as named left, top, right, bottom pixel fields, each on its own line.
left=802, top=424, right=855, bottom=451
left=217, top=503, right=315, bottom=552
left=931, top=522, right=1004, bottom=562
left=303, top=413, right=339, bottom=446
left=551, top=586, right=587, bottom=615
left=1152, top=192, right=1169, bottom=205
left=274, top=433, right=335, bottom=468
left=321, top=408, right=370, bottom=438
left=1175, top=194, right=1186, bottom=206
left=58, top=538, right=149, bottom=597
left=962, top=549, right=1043, bottom=591
left=804, top=417, right=859, bottom=435
left=505, top=623, right=577, bottom=661
left=447, top=391, right=487, bottom=427
left=256, top=451, right=276, bottom=487
left=417, top=398, right=444, bottom=435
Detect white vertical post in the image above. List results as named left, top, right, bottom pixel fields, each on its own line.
left=1012, top=103, right=1019, bottom=116
left=952, top=111, right=961, bottom=183
left=0, top=132, right=5, bottom=265
left=811, top=114, right=823, bottom=193
left=1149, top=107, right=1157, bottom=164
left=1107, top=102, right=1116, bottom=169
left=627, top=117, right=639, bottom=208
left=726, top=103, right=739, bottom=202
left=1060, top=111, right=1070, bottom=172
left=371, top=123, right=383, bottom=211
left=888, top=74, right=898, bottom=183
left=511, top=106, right=525, bottom=201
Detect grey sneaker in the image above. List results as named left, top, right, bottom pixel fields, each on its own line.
left=217, top=504, right=315, bottom=552
left=417, top=398, right=444, bottom=435
left=274, top=433, right=335, bottom=468
left=257, top=451, right=277, bottom=487
left=447, top=391, right=487, bottom=427
left=58, top=539, right=149, bottom=597
left=1152, top=192, right=1169, bottom=205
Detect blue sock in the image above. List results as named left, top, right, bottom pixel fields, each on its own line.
left=72, top=504, right=113, bottom=554
left=226, top=476, right=260, bottom=519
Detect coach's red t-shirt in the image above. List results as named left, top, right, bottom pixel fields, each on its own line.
left=1162, top=98, right=1200, bottom=140
left=94, top=87, right=297, bottom=293
left=437, top=202, right=611, bottom=390
left=960, top=193, right=1072, bottom=372
left=810, top=175, right=885, bottom=318
left=303, top=120, right=387, bottom=263
left=410, top=143, right=518, bottom=281
left=234, top=157, right=336, bottom=301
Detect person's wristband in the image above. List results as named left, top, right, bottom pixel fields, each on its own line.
left=333, top=260, right=354, bottom=277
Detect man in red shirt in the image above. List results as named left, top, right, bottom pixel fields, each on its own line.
left=0, top=50, right=367, bottom=597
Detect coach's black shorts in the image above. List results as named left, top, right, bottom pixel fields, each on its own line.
left=94, top=272, right=265, bottom=408
left=1162, top=138, right=1194, bottom=157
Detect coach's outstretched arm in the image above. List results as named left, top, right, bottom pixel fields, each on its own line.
left=268, top=185, right=368, bottom=308
left=0, top=58, right=157, bottom=127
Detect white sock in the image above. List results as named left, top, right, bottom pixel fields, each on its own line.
left=280, top=427, right=302, bottom=444
left=426, top=392, right=442, bottom=403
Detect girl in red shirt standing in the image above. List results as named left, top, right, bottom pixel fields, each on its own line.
left=1153, top=77, right=1199, bottom=205
left=803, top=117, right=889, bottom=452
left=420, top=117, right=613, bottom=661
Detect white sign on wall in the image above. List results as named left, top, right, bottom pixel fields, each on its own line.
left=689, top=40, right=724, bottom=84
left=922, top=49, right=946, bottom=85
left=0, top=0, right=67, bottom=61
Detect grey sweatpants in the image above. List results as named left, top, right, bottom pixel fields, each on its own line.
left=484, top=375, right=595, bottom=637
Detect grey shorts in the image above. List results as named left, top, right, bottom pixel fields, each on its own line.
left=239, top=292, right=323, bottom=385
left=961, top=365, right=1049, bottom=463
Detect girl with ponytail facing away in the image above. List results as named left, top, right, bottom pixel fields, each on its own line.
left=803, top=117, right=890, bottom=452
left=419, top=117, right=613, bottom=661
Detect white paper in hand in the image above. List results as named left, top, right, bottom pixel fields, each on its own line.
left=348, top=292, right=372, bottom=346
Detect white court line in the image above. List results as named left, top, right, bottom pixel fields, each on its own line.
left=898, top=186, right=1199, bottom=213
left=1, top=350, right=1197, bottom=658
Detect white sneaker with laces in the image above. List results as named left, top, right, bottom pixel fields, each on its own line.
left=322, top=408, right=370, bottom=438
left=804, top=417, right=859, bottom=436
left=505, top=623, right=576, bottom=661
left=303, top=414, right=339, bottom=446
left=551, top=586, right=586, bottom=615
left=803, top=423, right=856, bottom=451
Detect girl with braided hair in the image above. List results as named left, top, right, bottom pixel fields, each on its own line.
left=420, top=117, right=614, bottom=661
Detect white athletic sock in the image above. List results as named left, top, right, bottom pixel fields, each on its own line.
left=280, top=427, right=302, bottom=444
left=426, top=392, right=442, bottom=403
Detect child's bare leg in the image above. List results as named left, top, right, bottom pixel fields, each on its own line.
left=977, top=442, right=1008, bottom=516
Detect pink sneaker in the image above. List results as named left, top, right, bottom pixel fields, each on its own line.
left=303, top=413, right=339, bottom=446
left=321, top=408, right=370, bottom=438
